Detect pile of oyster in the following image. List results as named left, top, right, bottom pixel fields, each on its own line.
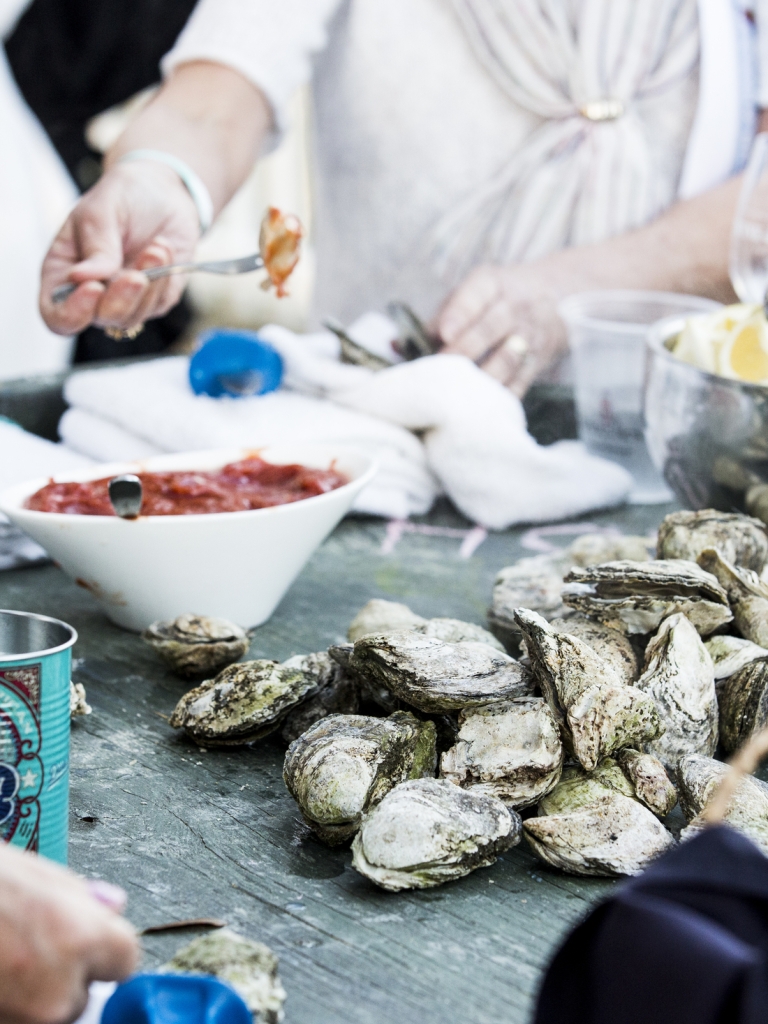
left=168, top=510, right=768, bottom=891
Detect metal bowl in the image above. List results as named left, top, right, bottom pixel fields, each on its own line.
left=645, top=314, right=768, bottom=511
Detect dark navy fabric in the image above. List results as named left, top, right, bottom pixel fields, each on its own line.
left=534, top=826, right=768, bottom=1024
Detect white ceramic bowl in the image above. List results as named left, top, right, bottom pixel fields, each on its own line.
left=0, top=446, right=376, bottom=632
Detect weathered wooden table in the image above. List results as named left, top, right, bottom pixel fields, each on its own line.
left=0, top=494, right=675, bottom=1024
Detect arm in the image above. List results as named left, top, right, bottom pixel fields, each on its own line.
left=41, top=61, right=271, bottom=336
left=436, top=174, right=742, bottom=395
left=0, top=843, right=137, bottom=1024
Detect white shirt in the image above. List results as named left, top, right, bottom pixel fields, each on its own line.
left=165, top=1, right=748, bottom=325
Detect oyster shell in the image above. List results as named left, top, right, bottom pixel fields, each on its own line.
left=657, top=509, right=768, bottom=573
left=677, top=753, right=768, bottom=854
left=718, top=658, right=768, bottom=754
left=524, top=787, right=675, bottom=877
left=349, top=631, right=532, bottom=713
left=488, top=554, right=571, bottom=649
left=705, top=635, right=768, bottom=680
left=440, top=697, right=563, bottom=808
left=568, top=533, right=652, bottom=566
left=488, top=535, right=651, bottom=650
left=348, top=599, right=427, bottom=643
left=170, top=652, right=331, bottom=746
left=142, top=613, right=249, bottom=678
left=283, top=711, right=436, bottom=845
left=422, top=618, right=504, bottom=650
left=514, top=609, right=662, bottom=772
left=348, top=599, right=504, bottom=650
left=351, top=777, right=520, bottom=890
left=69, top=681, right=91, bottom=718
left=697, top=548, right=768, bottom=647
left=537, top=760, right=635, bottom=814
left=562, top=559, right=732, bottom=636
left=634, top=613, right=718, bottom=770
left=280, top=661, right=359, bottom=744
left=163, top=928, right=286, bottom=1024
left=614, top=748, right=678, bottom=818
left=548, top=615, right=639, bottom=686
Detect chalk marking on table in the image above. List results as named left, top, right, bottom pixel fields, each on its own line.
left=381, top=520, right=488, bottom=558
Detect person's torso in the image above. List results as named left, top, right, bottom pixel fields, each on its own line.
left=309, top=0, right=700, bottom=324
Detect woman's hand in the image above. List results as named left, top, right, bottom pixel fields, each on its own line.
left=40, top=61, right=272, bottom=338
left=435, top=261, right=574, bottom=396
left=40, top=159, right=200, bottom=337
left=0, top=843, right=138, bottom=1024
left=435, top=173, right=744, bottom=396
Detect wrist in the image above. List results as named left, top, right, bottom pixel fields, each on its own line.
left=115, top=150, right=213, bottom=234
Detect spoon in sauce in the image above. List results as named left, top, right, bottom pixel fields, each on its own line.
left=108, top=475, right=143, bottom=519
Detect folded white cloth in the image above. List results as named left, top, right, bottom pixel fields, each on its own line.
left=62, top=355, right=438, bottom=521
left=0, top=418, right=94, bottom=569
left=0, top=417, right=93, bottom=488
left=61, top=319, right=632, bottom=527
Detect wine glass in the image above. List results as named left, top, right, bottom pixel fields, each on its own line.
left=730, top=133, right=768, bottom=304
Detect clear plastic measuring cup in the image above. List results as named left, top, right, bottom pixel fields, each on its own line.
left=559, top=290, right=721, bottom=503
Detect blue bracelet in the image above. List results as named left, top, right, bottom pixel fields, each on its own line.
left=119, top=149, right=214, bottom=233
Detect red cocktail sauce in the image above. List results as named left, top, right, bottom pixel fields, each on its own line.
left=26, top=456, right=349, bottom=517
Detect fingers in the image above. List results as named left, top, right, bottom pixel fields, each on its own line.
left=435, top=266, right=502, bottom=349
left=83, top=912, right=139, bottom=983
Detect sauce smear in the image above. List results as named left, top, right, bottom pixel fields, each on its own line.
left=27, top=456, right=348, bottom=517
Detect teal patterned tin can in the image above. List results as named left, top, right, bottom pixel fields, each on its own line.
left=0, top=610, right=77, bottom=864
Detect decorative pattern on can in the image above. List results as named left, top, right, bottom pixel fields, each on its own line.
left=0, top=611, right=76, bottom=864
left=0, top=665, right=43, bottom=851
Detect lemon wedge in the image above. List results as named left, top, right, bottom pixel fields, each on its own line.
left=726, top=321, right=768, bottom=382
left=671, top=303, right=768, bottom=382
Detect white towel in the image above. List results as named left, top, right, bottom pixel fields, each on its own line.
left=61, top=319, right=632, bottom=527
left=0, top=418, right=94, bottom=569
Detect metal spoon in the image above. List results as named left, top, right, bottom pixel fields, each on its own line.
left=109, top=475, right=143, bottom=519
left=51, top=252, right=265, bottom=304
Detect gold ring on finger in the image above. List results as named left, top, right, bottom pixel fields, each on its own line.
left=105, top=324, right=145, bottom=341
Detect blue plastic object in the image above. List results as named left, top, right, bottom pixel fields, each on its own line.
left=189, top=329, right=283, bottom=398
left=101, top=974, right=251, bottom=1024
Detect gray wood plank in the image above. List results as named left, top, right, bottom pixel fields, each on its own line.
left=0, top=501, right=673, bottom=1023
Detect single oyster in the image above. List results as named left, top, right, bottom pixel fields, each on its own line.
left=537, top=760, right=636, bottom=814
left=705, top=634, right=768, bottom=680
left=718, top=658, right=768, bottom=754
left=351, top=777, right=520, bottom=890
left=70, top=681, right=91, bottom=718
left=677, top=753, right=768, bottom=854
left=697, top=548, right=768, bottom=647
left=283, top=712, right=436, bottom=845
left=440, top=697, right=563, bottom=808
left=548, top=615, right=639, bottom=686
left=567, top=533, right=652, bottom=566
left=170, top=652, right=331, bottom=746
left=488, top=554, right=571, bottom=650
left=422, top=618, right=505, bottom=650
left=350, top=631, right=532, bottom=713
left=163, top=928, right=285, bottom=1024
left=348, top=600, right=427, bottom=642
left=615, top=748, right=678, bottom=818
left=487, top=536, right=651, bottom=650
left=528, top=765, right=675, bottom=876
left=634, top=613, right=718, bottom=770
left=348, top=599, right=504, bottom=651
left=142, top=613, right=249, bottom=678
left=515, top=609, right=662, bottom=772
left=562, top=559, right=732, bottom=636
left=657, top=509, right=768, bottom=573
left=280, top=661, right=359, bottom=744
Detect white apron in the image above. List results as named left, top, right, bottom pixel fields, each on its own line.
left=0, top=0, right=76, bottom=382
